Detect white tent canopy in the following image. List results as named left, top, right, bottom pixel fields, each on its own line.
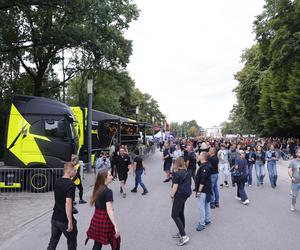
left=154, top=131, right=174, bottom=140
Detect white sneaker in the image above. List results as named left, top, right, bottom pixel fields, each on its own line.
left=249, top=185, right=252, bottom=187
left=235, top=196, right=241, bottom=201
left=176, top=235, right=190, bottom=246
left=291, top=205, right=295, bottom=211
left=243, top=199, right=250, bottom=205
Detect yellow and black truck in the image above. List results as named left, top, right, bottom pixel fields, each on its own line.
left=0, top=95, right=79, bottom=192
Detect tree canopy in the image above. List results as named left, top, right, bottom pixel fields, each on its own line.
left=228, top=0, right=300, bottom=137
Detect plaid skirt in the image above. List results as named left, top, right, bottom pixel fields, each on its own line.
left=85, top=209, right=121, bottom=249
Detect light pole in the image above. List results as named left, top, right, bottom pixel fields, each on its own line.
left=87, top=78, right=93, bottom=173
left=152, top=116, right=155, bottom=139
left=135, top=106, right=139, bottom=123
left=161, top=120, right=164, bottom=143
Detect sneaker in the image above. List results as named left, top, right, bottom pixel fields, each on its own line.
left=131, top=188, right=137, bottom=193
left=235, top=196, right=241, bottom=201
left=163, top=179, right=170, bottom=183
left=249, top=185, right=252, bottom=187
left=220, top=184, right=224, bottom=189
left=205, top=221, right=211, bottom=226
left=210, top=204, right=215, bottom=209
left=176, top=235, right=190, bottom=246
left=224, top=181, right=228, bottom=186
left=142, top=190, right=149, bottom=195
left=215, top=202, right=220, bottom=208
left=122, top=193, right=127, bottom=198
left=243, top=199, right=250, bottom=205
left=72, top=207, right=78, bottom=214
left=196, top=224, right=205, bottom=231
left=79, top=200, right=87, bottom=204
left=73, top=201, right=77, bottom=205
left=291, top=204, right=295, bottom=211
left=172, top=232, right=181, bottom=239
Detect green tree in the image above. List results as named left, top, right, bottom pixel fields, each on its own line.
left=0, top=0, right=139, bottom=96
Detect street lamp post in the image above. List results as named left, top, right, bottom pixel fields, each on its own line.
left=87, top=78, right=93, bottom=173
left=161, top=120, right=164, bottom=143
left=136, top=106, right=139, bottom=123
left=152, top=116, right=155, bottom=139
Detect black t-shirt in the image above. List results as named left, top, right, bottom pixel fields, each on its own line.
left=163, top=148, right=172, bottom=164
left=116, top=154, right=131, bottom=173
left=173, top=169, right=192, bottom=198
left=134, top=156, right=144, bottom=171
left=187, top=151, right=197, bottom=170
left=195, top=162, right=212, bottom=195
left=52, top=178, right=75, bottom=222
left=95, top=186, right=114, bottom=210
left=208, top=156, right=219, bottom=174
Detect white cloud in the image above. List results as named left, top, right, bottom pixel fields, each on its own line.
left=126, top=0, right=265, bottom=128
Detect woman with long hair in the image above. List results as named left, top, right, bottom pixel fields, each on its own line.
left=171, top=157, right=191, bottom=246
left=85, top=170, right=120, bottom=250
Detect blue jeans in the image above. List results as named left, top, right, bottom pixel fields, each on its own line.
left=210, top=174, right=219, bottom=204
left=134, top=169, right=147, bottom=191
left=198, top=193, right=211, bottom=226
left=236, top=177, right=248, bottom=202
left=281, top=149, right=287, bottom=160
left=267, top=161, right=278, bottom=188
left=247, top=163, right=253, bottom=185
left=255, top=162, right=265, bottom=186
left=291, top=183, right=300, bottom=206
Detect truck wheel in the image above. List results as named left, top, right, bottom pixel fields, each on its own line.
left=29, top=169, right=52, bottom=193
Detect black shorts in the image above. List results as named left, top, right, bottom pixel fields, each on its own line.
left=164, top=161, right=172, bottom=172
left=118, top=172, right=128, bottom=182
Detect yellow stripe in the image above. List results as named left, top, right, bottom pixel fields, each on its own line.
left=0, top=182, right=21, bottom=188
left=7, top=104, right=47, bottom=166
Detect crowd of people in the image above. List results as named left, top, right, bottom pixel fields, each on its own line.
left=46, top=136, right=300, bottom=249
left=163, top=137, right=300, bottom=246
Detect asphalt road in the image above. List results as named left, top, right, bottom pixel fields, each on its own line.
left=1, top=151, right=299, bottom=250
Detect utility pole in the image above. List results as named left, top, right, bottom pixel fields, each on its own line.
left=87, top=78, right=93, bottom=173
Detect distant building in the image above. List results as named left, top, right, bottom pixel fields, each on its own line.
left=205, top=126, right=223, bottom=138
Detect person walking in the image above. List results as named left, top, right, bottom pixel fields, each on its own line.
left=116, top=148, right=131, bottom=198
left=245, top=146, right=255, bottom=187
left=254, top=145, right=266, bottom=186
left=171, top=157, right=191, bottom=246
left=163, top=142, right=173, bottom=183
left=86, top=170, right=121, bottom=250
left=208, top=147, right=219, bottom=208
left=229, top=144, right=238, bottom=187
left=289, top=148, right=300, bottom=211
left=47, top=162, right=78, bottom=250
left=195, top=152, right=212, bottom=232
left=218, top=144, right=230, bottom=188
left=233, top=150, right=250, bottom=205
left=185, top=145, right=197, bottom=188
left=266, top=144, right=279, bottom=188
left=95, top=152, right=112, bottom=174
left=131, top=149, right=149, bottom=195
left=72, top=156, right=87, bottom=205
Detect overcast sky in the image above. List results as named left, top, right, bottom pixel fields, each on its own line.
left=126, top=0, right=265, bottom=128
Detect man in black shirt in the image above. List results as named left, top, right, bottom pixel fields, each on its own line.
left=208, top=148, right=219, bottom=208
left=47, top=162, right=77, bottom=250
left=163, top=142, right=172, bottom=182
left=185, top=146, right=197, bottom=188
left=116, top=148, right=131, bottom=198
left=195, top=152, right=212, bottom=232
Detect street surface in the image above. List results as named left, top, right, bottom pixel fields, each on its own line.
left=0, top=151, right=299, bottom=250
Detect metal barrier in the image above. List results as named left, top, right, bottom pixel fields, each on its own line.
left=0, top=168, right=64, bottom=193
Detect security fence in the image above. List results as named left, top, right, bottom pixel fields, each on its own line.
left=0, top=168, right=64, bottom=193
